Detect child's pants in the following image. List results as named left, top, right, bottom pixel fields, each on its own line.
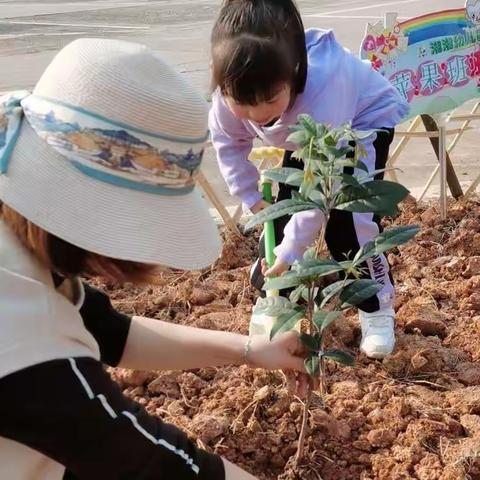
left=251, top=128, right=396, bottom=313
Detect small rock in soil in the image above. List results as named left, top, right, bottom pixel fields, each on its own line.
left=463, top=256, right=480, bottom=277
left=191, top=414, right=229, bottom=444
left=414, top=453, right=443, bottom=480
left=366, top=428, right=396, bottom=448
left=397, top=298, right=447, bottom=337
left=189, top=287, right=215, bottom=305
left=456, top=362, right=480, bottom=386
left=460, top=414, right=480, bottom=437
left=148, top=372, right=181, bottom=398
left=447, top=386, right=480, bottom=414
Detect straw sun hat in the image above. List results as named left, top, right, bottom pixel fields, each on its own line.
left=0, top=38, right=221, bottom=270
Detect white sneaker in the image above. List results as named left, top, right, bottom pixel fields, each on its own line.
left=359, top=308, right=395, bottom=359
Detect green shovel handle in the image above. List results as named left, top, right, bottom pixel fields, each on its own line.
left=262, top=180, right=276, bottom=269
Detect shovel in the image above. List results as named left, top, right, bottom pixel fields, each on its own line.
left=249, top=176, right=279, bottom=338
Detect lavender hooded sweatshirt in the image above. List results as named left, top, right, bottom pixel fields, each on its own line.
left=209, top=29, right=409, bottom=263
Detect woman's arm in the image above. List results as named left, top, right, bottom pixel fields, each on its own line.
left=79, top=283, right=308, bottom=388
left=119, top=315, right=306, bottom=374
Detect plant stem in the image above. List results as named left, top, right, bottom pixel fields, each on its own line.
left=318, top=355, right=326, bottom=407
left=295, top=283, right=315, bottom=466
left=295, top=388, right=312, bottom=466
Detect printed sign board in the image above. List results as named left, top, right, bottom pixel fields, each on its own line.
left=360, top=1, right=480, bottom=119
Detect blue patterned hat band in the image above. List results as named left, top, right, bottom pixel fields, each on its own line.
left=0, top=91, right=207, bottom=195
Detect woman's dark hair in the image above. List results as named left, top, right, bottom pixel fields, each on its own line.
left=211, top=0, right=307, bottom=105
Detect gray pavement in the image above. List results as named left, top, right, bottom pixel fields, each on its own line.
left=0, top=0, right=477, bottom=221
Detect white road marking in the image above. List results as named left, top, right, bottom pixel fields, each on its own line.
left=308, top=15, right=408, bottom=19
left=0, top=31, right=89, bottom=38
left=307, top=0, right=423, bottom=17
left=0, top=20, right=149, bottom=30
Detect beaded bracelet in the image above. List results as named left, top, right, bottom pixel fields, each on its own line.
left=244, top=336, right=253, bottom=362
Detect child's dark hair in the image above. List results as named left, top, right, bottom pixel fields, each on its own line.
left=211, top=0, right=307, bottom=106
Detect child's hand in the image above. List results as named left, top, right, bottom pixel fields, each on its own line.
left=250, top=199, right=269, bottom=214
left=262, top=258, right=289, bottom=277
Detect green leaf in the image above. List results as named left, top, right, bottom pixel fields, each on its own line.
left=320, top=279, right=355, bottom=308
left=321, top=349, right=354, bottom=366
left=339, top=260, right=354, bottom=271
left=299, top=333, right=320, bottom=352
left=270, top=309, right=305, bottom=340
left=323, top=134, right=337, bottom=147
left=246, top=199, right=318, bottom=229
left=316, top=124, right=327, bottom=137
left=289, top=285, right=307, bottom=303
left=361, top=167, right=402, bottom=181
left=286, top=171, right=305, bottom=186
left=303, top=247, right=317, bottom=261
left=302, top=286, right=319, bottom=302
left=310, top=152, right=329, bottom=163
left=292, top=147, right=308, bottom=161
left=334, top=159, right=369, bottom=173
left=290, top=190, right=302, bottom=201
left=263, top=271, right=305, bottom=290
left=353, top=225, right=420, bottom=265
left=293, top=258, right=344, bottom=278
left=253, top=296, right=297, bottom=317
left=374, top=205, right=401, bottom=217
left=299, top=180, right=315, bottom=199
left=262, top=167, right=304, bottom=187
left=313, top=311, right=342, bottom=332
left=304, top=354, right=320, bottom=376
left=289, top=123, right=304, bottom=132
left=339, top=279, right=383, bottom=308
left=298, top=114, right=317, bottom=136
left=287, top=129, right=309, bottom=146
left=308, top=189, right=326, bottom=209
left=353, top=129, right=376, bottom=140
left=335, top=180, right=410, bottom=214
left=341, top=174, right=361, bottom=188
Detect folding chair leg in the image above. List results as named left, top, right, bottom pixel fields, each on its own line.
left=418, top=102, right=480, bottom=201
left=197, top=170, right=241, bottom=235
left=233, top=204, right=243, bottom=223
left=420, top=115, right=463, bottom=200
left=464, top=174, right=480, bottom=197
left=388, top=116, right=422, bottom=182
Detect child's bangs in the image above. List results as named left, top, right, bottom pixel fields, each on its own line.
left=213, top=36, right=296, bottom=105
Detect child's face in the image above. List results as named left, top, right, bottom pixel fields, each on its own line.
left=225, top=84, right=291, bottom=126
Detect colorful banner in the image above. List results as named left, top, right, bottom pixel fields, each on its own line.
left=360, top=1, right=480, bottom=119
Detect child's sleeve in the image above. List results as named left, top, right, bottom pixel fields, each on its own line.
left=352, top=59, right=409, bottom=130
left=274, top=209, right=326, bottom=265
left=209, top=93, right=261, bottom=211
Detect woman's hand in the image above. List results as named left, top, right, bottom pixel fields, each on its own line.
left=246, top=331, right=316, bottom=397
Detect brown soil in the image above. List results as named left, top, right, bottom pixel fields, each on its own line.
left=100, top=196, right=480, bottom=479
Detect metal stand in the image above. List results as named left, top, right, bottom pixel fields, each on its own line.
left=432, top=113, right=449, bottom=220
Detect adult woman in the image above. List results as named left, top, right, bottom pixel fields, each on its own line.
left=0, top=38, right=307, bottom=480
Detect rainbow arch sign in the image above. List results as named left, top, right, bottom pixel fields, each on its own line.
left=360, top=2, right=480, bottom=120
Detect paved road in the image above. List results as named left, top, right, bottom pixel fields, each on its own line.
left=0, top=0, right=477, bottom=219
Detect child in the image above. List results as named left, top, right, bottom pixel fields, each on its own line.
left=209, top=0, right=409, bottom=359
left=0, top=38, right=310, bottom=480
